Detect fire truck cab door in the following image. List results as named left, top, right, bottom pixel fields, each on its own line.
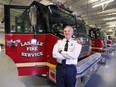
left=4, top=4, right=47, bottom=76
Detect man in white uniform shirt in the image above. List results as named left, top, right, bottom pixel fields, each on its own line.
left=52, top=25, right=82, bottom=87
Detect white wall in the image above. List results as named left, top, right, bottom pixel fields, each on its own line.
left=0, top=30, right=5, bottom=44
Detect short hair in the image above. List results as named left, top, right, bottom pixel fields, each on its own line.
left=64, top=25, right=73, bottom=32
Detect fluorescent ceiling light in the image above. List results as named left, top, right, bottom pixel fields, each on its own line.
left=108, top=13, right=116, bottom=15
left=108, top=29, right=113, bottom=32
left=90, top=0, right=99, bottom=2
left=107, top=22, right=116, bottom=28
left=107, top=21, right=116, bottom=25
left=89, top=0, right=99, bottom=3
left=106, top=21, right=116, bottom=28
left=92, top=0, right=114, bottom=8
left=109, top=25, right=116, bottom=28
left=103, top=17, right=116, bottom=21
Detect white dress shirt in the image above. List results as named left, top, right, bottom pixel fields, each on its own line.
left=52, top=38, right=82, bottom=65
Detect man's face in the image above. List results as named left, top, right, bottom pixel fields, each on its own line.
left=64, top=26, right=73, bottom=39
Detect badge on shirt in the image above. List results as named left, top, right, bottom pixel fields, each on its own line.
left=71, top=43, right=73, bottom=46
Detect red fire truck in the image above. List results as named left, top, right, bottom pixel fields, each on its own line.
left=106, top=35, right=113, bottom=47
left=89, top=28, right=105, bottom=52
left=4, top=1, right=102, bottom=85
left=89, top=28, right=113, bottom=53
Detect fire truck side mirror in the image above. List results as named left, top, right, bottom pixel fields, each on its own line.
left=29, top=5, right=37, bottom=26
left=29, top=5, right=38, bottom=39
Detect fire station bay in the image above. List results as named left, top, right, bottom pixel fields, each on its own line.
left=0, top=0, right=116, bottom=87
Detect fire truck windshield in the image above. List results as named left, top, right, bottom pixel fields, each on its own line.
left=47, top=5, right=87, bottom=38
left=7, top=6, right=45, bottom=34
left=7, top=4, right=87, bottom=38
left=89, top=28, right=104, bottom=39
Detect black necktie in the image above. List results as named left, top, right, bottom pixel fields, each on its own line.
left=62, top=40, right=69, bottom=65
left=64, top=40, right=69, bottom=51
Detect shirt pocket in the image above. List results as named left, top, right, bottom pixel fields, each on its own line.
left=58, top=44, right=64, bottom=51
left=68, top=44, right=75, bottom=51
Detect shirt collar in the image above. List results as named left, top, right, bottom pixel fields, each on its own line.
left=63, top=38, right=73, bottom=42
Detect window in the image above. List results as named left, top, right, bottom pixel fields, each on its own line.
left=9, top=6, right=44, bottom=34
left=47, top=5, right=76, bottom=38
left=47, top=5, right=87, bottom=38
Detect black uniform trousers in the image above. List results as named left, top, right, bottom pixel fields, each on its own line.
left=56, top=63, right=77, bottom=87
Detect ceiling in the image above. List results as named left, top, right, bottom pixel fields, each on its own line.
left=0, top=0, right=116, bottom=32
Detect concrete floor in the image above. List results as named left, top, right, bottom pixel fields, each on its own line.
left=0, top=50, right=116, bottom=87
left=85, top=52, right=116, bottom=87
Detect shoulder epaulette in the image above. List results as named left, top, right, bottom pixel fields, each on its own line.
left=73, top=38, right=82, bottom=44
